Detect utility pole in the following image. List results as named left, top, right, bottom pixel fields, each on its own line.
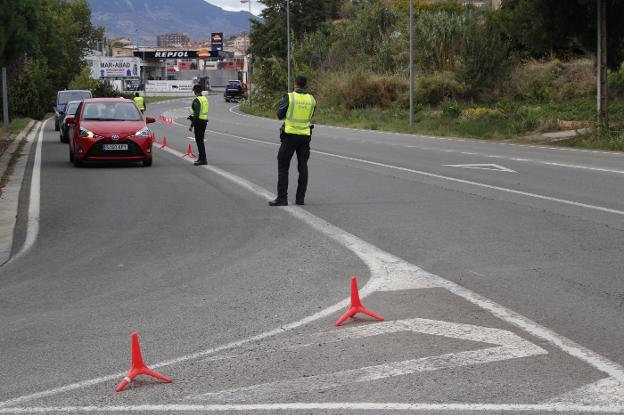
left=241, top=0, right=252, bottom=105
left=409, top=0, right=414, bottom=129
left=597, top=0, right=608, bottom=131
left=2, top=68, right=9, bottom=134
left=286, top=0, right=291, bottom=92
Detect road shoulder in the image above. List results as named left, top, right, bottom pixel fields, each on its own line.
left=0, top=120, right=41, bottom=265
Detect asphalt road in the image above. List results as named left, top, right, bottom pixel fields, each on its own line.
left=0, top=95, right=623, bottom=414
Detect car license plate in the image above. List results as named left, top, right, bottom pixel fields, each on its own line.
left=103, top=144, right=128, bottom=151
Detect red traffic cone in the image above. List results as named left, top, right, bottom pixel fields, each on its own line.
left=182, top=143, right=197, bottom=158
left=335, top=276, right=384, bottom=327
left=115, top=331, right=172, bottom=393
left=160, top=135, right=168, bottom=149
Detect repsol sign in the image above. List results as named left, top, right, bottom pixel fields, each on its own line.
left=135, top=50, right=200, bottom=59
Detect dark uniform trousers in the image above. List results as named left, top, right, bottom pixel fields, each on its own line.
left=277, top=132, right=311, bottom=201
left=194, top=119, right=208, bottom=161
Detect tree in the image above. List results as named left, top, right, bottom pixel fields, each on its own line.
left=0, top=0, right=104, bottom=118
left=499, top=0, right=624, bottom=69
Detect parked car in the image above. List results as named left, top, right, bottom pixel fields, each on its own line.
left=59, top=100, right=81, bottom=143
left=65, top=98, right=156, bottom=167
left=224, top=80, right=246, bottom=103
left=54, top=90, right=92, bottom=131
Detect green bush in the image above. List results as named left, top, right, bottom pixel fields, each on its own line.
left=415, top=71, right=466, bottom=105
left=317, top=72, right=407, bottom=110
left=441, top=98, right=461, bottom=117
left=68, top=66, right=99, bottom=91
left=413, top=9, right=464, bottom=73
left=609, top=64, right=624, bottom=97
left=8, top=58, right=51, bottom=119
left=459, top=10, right=511, bottom=97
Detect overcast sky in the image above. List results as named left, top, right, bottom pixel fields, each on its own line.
left=207, top=0, right=265, bottom=15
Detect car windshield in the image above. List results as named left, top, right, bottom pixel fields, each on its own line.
left=82, top=102, right=142, bottom=121
left=65, top=102, right=80, bottom=115
left=58, top=91, right=91, bottom=105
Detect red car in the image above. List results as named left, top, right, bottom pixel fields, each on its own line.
left=65, top=98, right=156, bottom=167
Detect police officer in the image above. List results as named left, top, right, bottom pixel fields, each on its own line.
left=269, top=75, right=316, bottom=206
left=188, top=85, right=209, bottom=166
left=133, top=92, right=145, bottom=113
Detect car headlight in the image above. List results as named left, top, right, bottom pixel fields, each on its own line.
left=134, top=126, right=151, bottom=137
left=79, top=127, right=94, bottom=139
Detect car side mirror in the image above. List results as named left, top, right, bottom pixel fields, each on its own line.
left=65, top=116, right=75, bottom=125
left=145, top=116, right=156, bottom=124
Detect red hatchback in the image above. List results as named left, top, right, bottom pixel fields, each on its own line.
left=66, top=98, right=156, bottom=167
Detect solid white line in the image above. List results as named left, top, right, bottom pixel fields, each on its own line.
left=228, top=104, right=624, bottom=157
left=10, top=119, right=48, bottom=262
left=202, top=127, right=624, bottom=217
left=2, top=403, right=624, bottom=413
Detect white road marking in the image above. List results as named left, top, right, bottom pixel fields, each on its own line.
left=2, top=403, right=624, bottom=413
left=2, top=111, right=622, bottom=412
left=228, top=104, right=624, bottom=157
left=187, top=318, right=546, bottom=402
left=196, top=126, right=624, bottom=217
left=10, top=119, right=48, bottom=263
left=548, top=377, right=624, bottom=406
left=444, top=163, right=517, bottom=173
left=0, top=121, right=38, bottom=265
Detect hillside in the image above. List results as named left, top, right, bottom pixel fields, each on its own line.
left=87, top=0, right=256, bottom=45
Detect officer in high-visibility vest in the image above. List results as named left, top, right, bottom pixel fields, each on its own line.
left=133, top=92, right=146, bottom=113
left=188, top=85, right=209, bottom=166
left=269, top=75, right=316, bottom=206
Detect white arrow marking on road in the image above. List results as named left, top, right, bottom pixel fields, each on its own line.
left=187, top=318, right=547, bottom=402
left=444, top=163, right=517, bottom=173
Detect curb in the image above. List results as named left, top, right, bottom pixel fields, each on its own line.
left=0, top=120, right=42, bottom=265
left=0, top=120, right=36, bottom=180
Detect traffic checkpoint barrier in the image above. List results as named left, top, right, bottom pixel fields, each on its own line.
left=182, top=143, right=197, bottom=159
left=335, top=276, right=384, bottom=327
left=160, top=135, right=168, bottom=149
left=115, top=331, right=172, bottom=392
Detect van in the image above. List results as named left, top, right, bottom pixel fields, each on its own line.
left=54, top=90, right=92, bottom=131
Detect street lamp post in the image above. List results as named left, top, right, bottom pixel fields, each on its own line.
left=241, top=0, right=252, bottom=104
left=286, top=0, right=291, bottom=92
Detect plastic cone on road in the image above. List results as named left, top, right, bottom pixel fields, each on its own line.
left=115, top=331, right=172, bottom=393
left=160, top=135, right=168, bottom=149
left=335, top=276, right=384, bottom=327
left=182, top=143, right=197, bottom=158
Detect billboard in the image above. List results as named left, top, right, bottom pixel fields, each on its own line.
left=88, top=57, right=140, bottom=79
left=211, top=33, right=224, bottom=51
left=145, top=80, right=194, bottom=93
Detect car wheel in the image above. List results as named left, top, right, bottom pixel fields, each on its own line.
left=142, top=158, right=153, bottom=167
left=72, top=152, right=82, bottom=168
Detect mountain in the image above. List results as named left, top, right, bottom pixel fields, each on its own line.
left=87, top=0, right=256, bottom=45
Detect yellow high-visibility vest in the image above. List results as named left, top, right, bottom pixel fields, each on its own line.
left=284, top=92, right=315, bottom=136
left=133, top=96, right=145, bottom=110
left=192, top=95, right=209, bottom=120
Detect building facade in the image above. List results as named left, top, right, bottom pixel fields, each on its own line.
left=157, top=33, right=191, bottom=47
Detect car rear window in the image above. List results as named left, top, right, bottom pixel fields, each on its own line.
left=82, top=102, right=142, bottom=121
left=227, top=82, right=241, bottom=89
left=65, top=102, right=80, bottom=115
left=58, top=91, right=92, bottom=105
